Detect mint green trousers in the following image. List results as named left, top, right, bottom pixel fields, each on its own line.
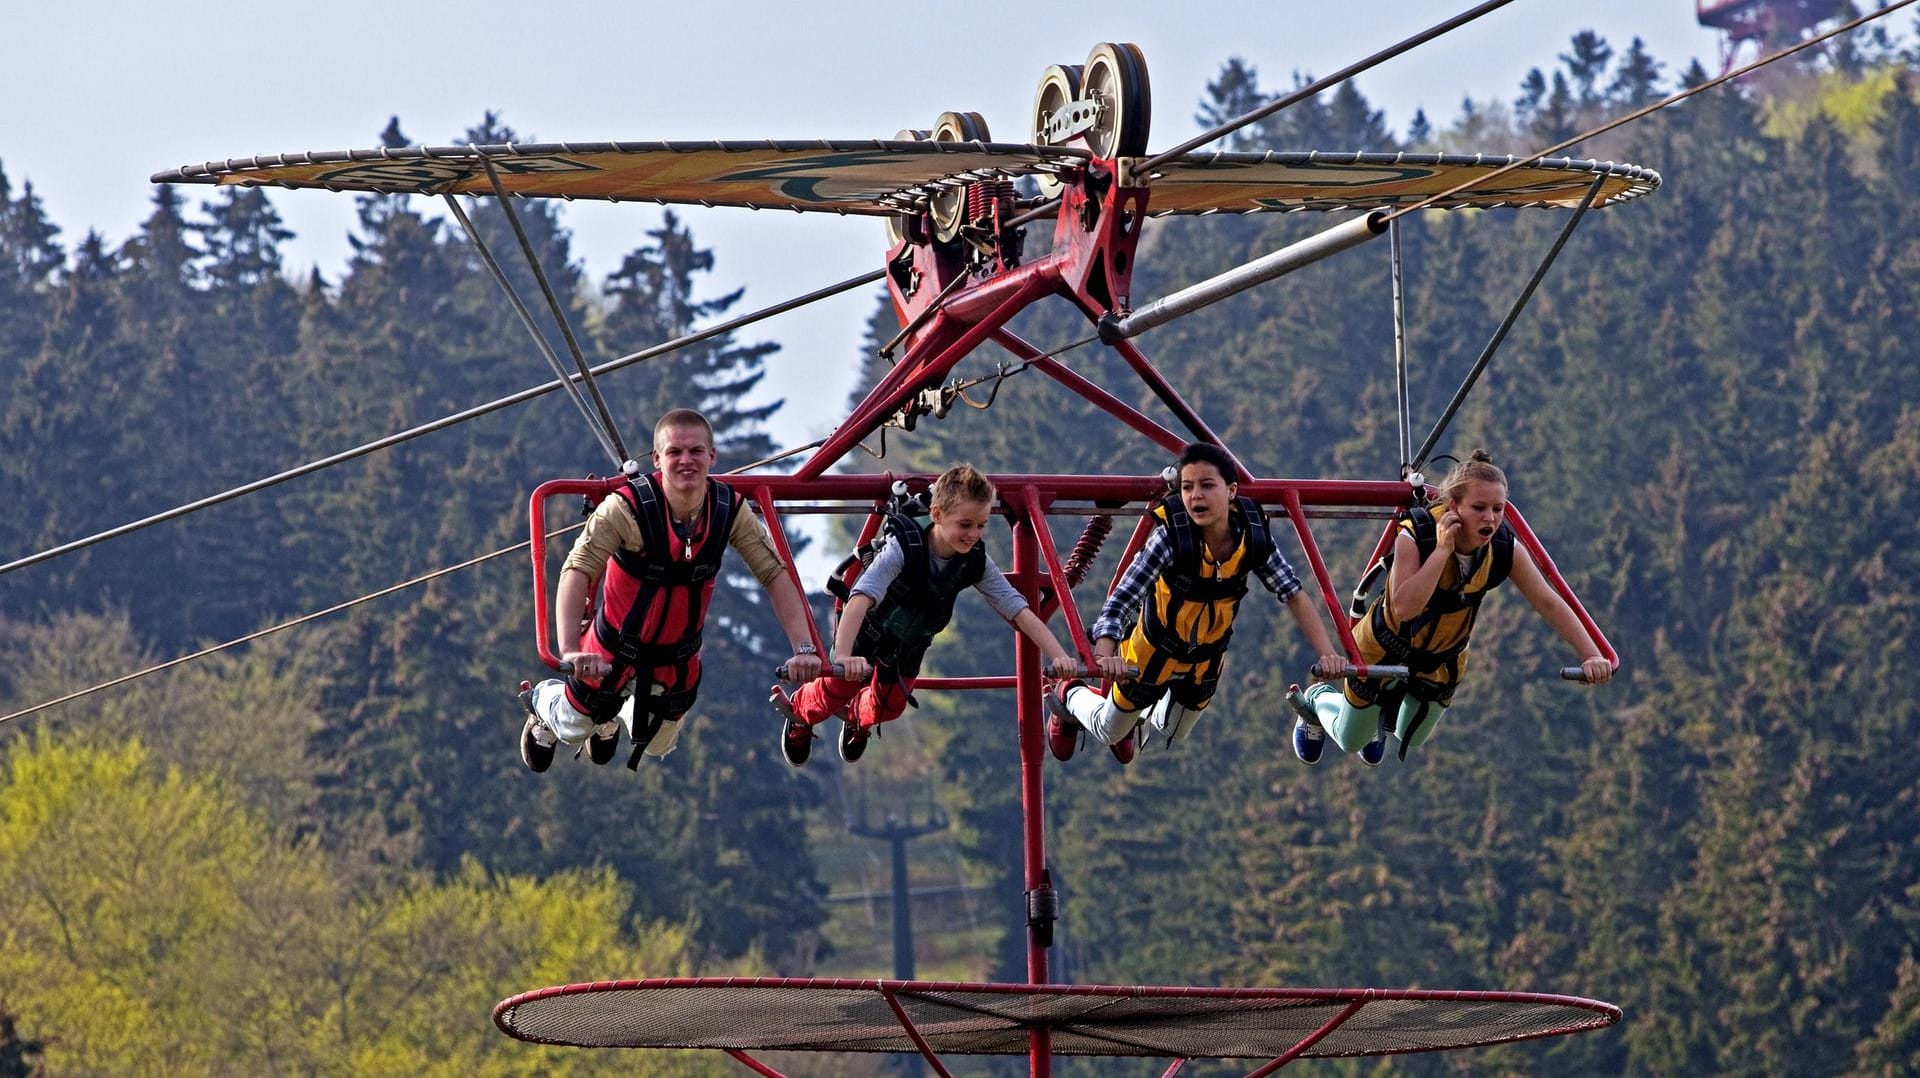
left=1307, top=682, right=1445, bottom=754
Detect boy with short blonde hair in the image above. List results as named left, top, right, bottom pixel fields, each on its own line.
left=776, top=463, right=1080, bottom=766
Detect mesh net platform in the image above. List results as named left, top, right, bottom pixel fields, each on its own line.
left=493, top=977, right=1618, bottom=1060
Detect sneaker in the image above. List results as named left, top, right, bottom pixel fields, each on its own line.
left=772, top=686, right=813, bottom=768
left=1044, top=680, right=1084, bottom=762
left=1109, top=726, right=1137, bottom=766
left=518, top=681, right=556, bottom=773
left=1291, top=716, right=1324, bottom=766
left=1359, top=717, right=1387, bottom=767
left=839, top=718, right=871, bottom=763
left=588, top=720, right=621, bottom=765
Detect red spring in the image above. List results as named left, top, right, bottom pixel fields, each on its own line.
left=1062, top=514, right=1114, bottom=588
left=967, top=179, right=1017, bottom=224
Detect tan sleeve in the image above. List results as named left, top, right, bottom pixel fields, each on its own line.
left=729, top=504, right=790, bottom=588
left=562, top=494, right=643, bottom=577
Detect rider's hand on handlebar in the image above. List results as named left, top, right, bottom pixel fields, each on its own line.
left=564, top=652, right=611, bottom=681
left=782, top=651, right=823, bottom=684
left=1311, top=654, right=1351, bottom=681
left=839, top=656, right=872, bottom=682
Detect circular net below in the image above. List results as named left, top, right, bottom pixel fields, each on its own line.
left=493, top=978, right=1618, bottom=1060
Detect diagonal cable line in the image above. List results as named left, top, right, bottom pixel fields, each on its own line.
left=14, top=3, right=1911, bottom=718
left=1141, top=0, right=1518, bottom=168
left=0, top=268, right=883, bottom=579
left=475, top=157, right=632, bottom=464
left=0, top=530, right=571, bottom=726
left=1381, top=0, right=1918, bottom=225
left=443, top=192, right=624, bottom=464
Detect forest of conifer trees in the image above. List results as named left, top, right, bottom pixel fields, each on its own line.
left=4, top=23, right=1920, bottom=1077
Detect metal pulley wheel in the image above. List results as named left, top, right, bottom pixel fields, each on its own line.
left=1080, top=42, right=1151, bottom=159
left=885, top=128, right=932, bottom=247
left=928, top=110, right=990, bottom=243
left=1029, top=63, right=1083, bottom=198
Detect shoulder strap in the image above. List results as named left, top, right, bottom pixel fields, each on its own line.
left=1404, top=505, right=1437, bottom=561
left=882, top=508, right=930, bottom=591
left=1484, top=520, right=1515, bottom=589
left=1155, top=493, right=1196, bottom=572
left=623, top=474, right=670, bottom=560
left=1233, top=496, right=1273, bottom=568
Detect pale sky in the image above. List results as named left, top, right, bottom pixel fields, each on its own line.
left=6, top=0, right=1739, bottom=464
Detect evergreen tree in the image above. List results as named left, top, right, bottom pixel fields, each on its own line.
left=1609, top=36, right=1665, bottom=107
left=1405, top=106, right=1433, bottom=147
left=600, top=210, right=780, bottom=463
left=1195, top=59, right=1268, bottom=150
left=1561, top=29, right=1614, bottom=108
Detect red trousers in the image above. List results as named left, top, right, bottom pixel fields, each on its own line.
left=791, top=667, right=916, bottom=730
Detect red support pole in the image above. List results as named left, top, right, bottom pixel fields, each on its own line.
left=916, top=675, right=1016, bottom=690
left=1103, top=335, right=1250, bottom=482
left=723, top=1049, right=790, bottom=1077
left=750, top=485, right=825, bottom=654
left=1279, top=489, right=1365, bottom=661
left=1011, top=512, right=1053, bottom=1078
left=797, top=271, right=1054, bottom=479
left=1504, top=504, right=1619, bottom=669
left=1239, top=999, right=1369, bottom=1076
left=1016, top=485, right=1095, bottom=668
left=990, top=328, right=1189, bottom=456
left=879, top=988, right=958, bottom=1078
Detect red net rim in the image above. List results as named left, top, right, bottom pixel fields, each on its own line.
left=493, top=977, right=1619, bottom=1060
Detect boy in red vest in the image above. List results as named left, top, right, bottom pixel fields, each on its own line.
left=519, top=409, right=822, bottom=771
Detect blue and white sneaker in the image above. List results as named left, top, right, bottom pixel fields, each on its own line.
left=1359, top=718, right=1388, bottom=767
left=1291, top=716, right=1325, bottom=765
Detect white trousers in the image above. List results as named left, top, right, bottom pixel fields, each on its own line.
left=1063, top=685, right=1199, bottom=746
left=530, top=679, right=681, bottom=759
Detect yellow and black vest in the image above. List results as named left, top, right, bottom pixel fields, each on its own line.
left=1136, top=493, right=1274, bottom=665
left=1352, top=505, right=1514, bottom=694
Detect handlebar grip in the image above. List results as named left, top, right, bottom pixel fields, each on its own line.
left=776, top=661, right=846, bottom=681
left=1043, top=658, right=1118, bottom=679
left=1314, top=662, right=1409, bottom=681
left=1560, top=666, right=1587, bottom=681
left=554, top=660, right=574, bottom=675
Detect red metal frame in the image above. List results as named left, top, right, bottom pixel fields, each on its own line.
left=518, top=146, right=1621, bottom=1076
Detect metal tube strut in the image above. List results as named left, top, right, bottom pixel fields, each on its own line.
left=1241, top=998, right=1368, bottom=1076
left=1100, top=212, right=1387, bottom=342
left=1389, top=219, right=1413, bottom=475
left=990, top=329, right=1188, bottom=457
left=1412, top=175, right=1604, bottom=472
left=443, top=194, right=622, bottom=467
left=879, top=989, right=957, bottom=1078
left=476, top=157, right=631, bottom=464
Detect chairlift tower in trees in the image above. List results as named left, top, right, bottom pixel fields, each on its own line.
left=1697, top=0, right=1849, bottom=72
left=847, top=792, right=951, bottom=981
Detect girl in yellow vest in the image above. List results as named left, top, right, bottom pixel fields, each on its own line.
left=1298, top=450, right=1613, bottom=765
left=1048, top=442, right=1349, bottom=764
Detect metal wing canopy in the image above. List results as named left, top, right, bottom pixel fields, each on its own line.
left=1132, top=151, right=1661, bottom=212
left=151, top=139, right=1094, bottom=216
left=154, top=141, right=1657, bottom=216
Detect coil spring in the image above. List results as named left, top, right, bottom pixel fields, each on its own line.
left=967, top=179, right=1017, bottom=225
left=1062, top=514, right=1114, bottom=588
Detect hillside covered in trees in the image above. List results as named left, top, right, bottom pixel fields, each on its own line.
left=4, top=24, right=1920, bottom=1076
